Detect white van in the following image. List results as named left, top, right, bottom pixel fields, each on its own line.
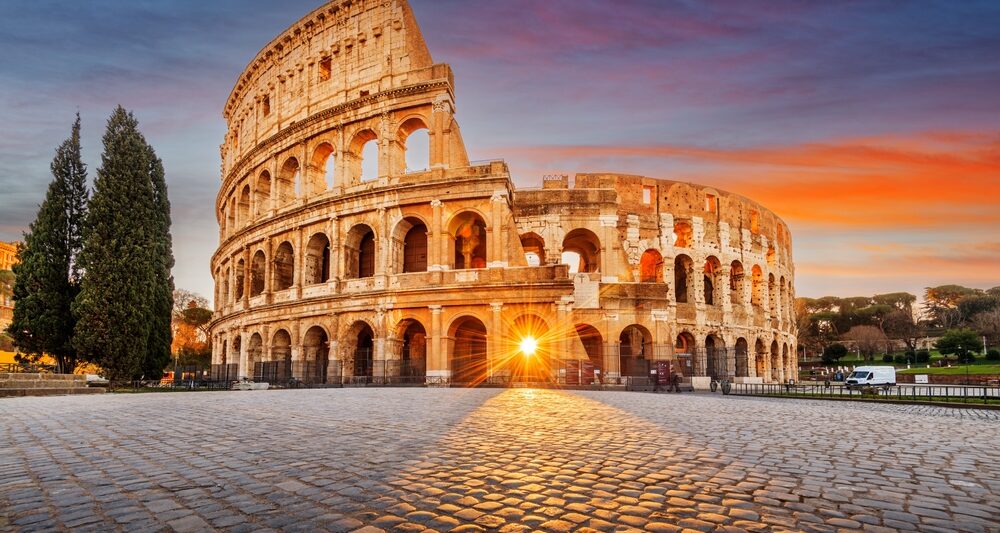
left=845, top=366, right=896, bottom=388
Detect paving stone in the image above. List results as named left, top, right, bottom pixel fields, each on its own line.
left=0, top=388, right=997, bottom=532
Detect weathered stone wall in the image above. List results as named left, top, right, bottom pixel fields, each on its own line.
left=209, top=0, right=797, bottom=386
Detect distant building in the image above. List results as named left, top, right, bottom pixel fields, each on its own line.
left=0, top=241, right=19, bottom=332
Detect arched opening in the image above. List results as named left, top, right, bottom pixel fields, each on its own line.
left=673, top=220, right=693, bottom=247
left=675, top=331, right=696, bottom=377
left=345, top=224, right=376, bottom=279
left=304, top=233, right=331, bottom=285
left=754, top=338, right=767, bottom=378
left=250, top=250, right=266, bottom=296
left=508, top=314, right=551, bottom=382
left=273, top=241, right=294, bottom=290
left=247, top=333, right=262, bottom=380
left=449, top=212, right=487, bottom=270
left=238, top=185, right=250, bottom=227
left=230, top=335, right=241, bottom=376
left=751, top=265, right=764, bottom=307
left=350, top=322, right=375, bottom=380
left=302, top=326, right=329, bottom=385
left=561, top=228, right=601, bottom=274
left=394, top=217, right=428, bottom=273
left=520, top=233, right=545, bottom=267
left=770, top=340, right=781, bottom=382
left=360, top=140, right=378, bottom=181
left=348, top=129, right=379, bottom=184
left=234, top=259, right=245, bottom=301
left=254, top=170, right=271, bottom=218
left=269, top=330, right=292, bottom=383
left=674, top=254, right=693, bottom=303
left=620, top=325, right=652, bottom=379
left=398, top=117, right=430, bottom=173
left=730, top=261, right=745, bottom=305
left=575, top=324, right=603, bottom=383
left=398, top=320, right=427, bottom=379
left=767, top=244, right=776, bottom=266
left=450, top=316, right=487, bottom=385
left=705, top=335, right=726, bottom=380
left=277, top=157, right=299, bottom=206
left=704, top=256, right=722, bottom=306
left=735, top=337, right=749, bottom=377
left=310, top=142, right=335, bottom=192
left=639, top=249, right=663, bottom=282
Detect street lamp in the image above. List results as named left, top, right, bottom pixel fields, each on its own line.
left=959, top=344, right=969, bottom=386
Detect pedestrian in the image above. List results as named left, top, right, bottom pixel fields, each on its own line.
left=671, top=372, right=682, bottom=393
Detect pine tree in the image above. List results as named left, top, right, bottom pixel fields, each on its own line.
left=141, top=144, right=175, bottom=379
left=7, top=115, right=88, bottom=372
left=74, top=107, right=158, bottom=382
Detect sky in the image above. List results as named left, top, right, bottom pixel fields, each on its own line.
left=0, top=0, right=998, bottom=304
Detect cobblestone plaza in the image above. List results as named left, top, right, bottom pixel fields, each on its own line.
left=1, top=389, right=998, bottom=532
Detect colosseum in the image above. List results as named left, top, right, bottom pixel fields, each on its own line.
left=209, top=0, right=797, bottom=389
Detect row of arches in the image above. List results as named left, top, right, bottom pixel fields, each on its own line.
left=216, top=313, right=794, bottom=385
left=217, top=211, right=488, bottom=306
left=519, top=228, right=793, bottom=315
left=222, top=118, right=432, bottom=238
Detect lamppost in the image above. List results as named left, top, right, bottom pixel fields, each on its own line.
left=959, top=344, right=969, bottom=386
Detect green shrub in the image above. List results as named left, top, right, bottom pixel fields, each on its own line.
left=915, top=349, right=930, bottom=363
left=893, top=354, right=909, bottom=364
left=957, top=352, right=976, bottom=364
left=986, top=349, right=1000, bottom=361
left=882, top=354, right=894, bottom=363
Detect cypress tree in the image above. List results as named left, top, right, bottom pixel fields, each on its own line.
left=74, top=107, right=158, bottom=382
left=141, top=144, right=175, bottom=379
left=7, top=115, right=88, bottom=372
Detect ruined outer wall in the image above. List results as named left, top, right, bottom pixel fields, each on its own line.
left=514, top=174, right=797, bottom=382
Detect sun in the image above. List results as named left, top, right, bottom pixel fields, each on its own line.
left=519, top=336, right=538, bottom=357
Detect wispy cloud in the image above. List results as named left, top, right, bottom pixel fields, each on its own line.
left=1, top=0, right=999, bottom=301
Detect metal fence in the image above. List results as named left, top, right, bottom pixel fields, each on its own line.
left=0, top=362, right=57, bottom=373
left=726, top=382, right=1000, bottom=405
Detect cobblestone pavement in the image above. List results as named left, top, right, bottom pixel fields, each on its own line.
left=1, top=389, right=998, bottom=533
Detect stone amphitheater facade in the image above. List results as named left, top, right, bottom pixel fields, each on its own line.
left=210, top=0, right=797, bottom=387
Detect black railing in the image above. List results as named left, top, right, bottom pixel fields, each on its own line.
left=726, top=382, right=1000, bottom=405
left=0, top=362, right=57, bottom=374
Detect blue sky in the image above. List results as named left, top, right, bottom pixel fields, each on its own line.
left=1, top=0, right=998, bottom=302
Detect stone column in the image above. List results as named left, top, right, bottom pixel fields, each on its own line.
left=427, top=305, right=447, bottom=382
left=237, top=330, right=248, bottom=379
left=269, top=156, right=278, bottom=216
left=264, top=238, right=274, bottom=304
left=242, top=246, right=251, bottom=307
left=291, top=322, right=303, bottom=382
left=376, top=207, right=388, bottom=276
left=489, top=302, right=503, bottom=379
left=598, top=214, right=618, bottom=281
left=429, top=199, right=444, bottom=271
left=330, top=215, right=341, bottom=283
left=327, top=339, right=341, bottom=384
left=488, top=192, right=506, bottom=268
left=294, top=226, right=303, bottom=298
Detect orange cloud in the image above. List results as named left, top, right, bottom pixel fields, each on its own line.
left=497, top=130, right=1000, bottom=229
